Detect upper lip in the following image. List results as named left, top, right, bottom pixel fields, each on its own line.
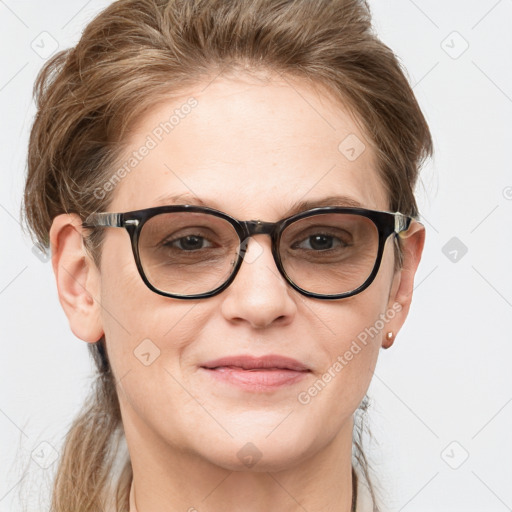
left=200, top=355, right=310, bottom=371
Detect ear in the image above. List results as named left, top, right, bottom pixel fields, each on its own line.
left=382, top=221, right=425, bottom=348
left=49, top=213, right=104, bottom=343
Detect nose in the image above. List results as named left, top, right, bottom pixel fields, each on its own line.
left=220, top=236, right=297, bottom=329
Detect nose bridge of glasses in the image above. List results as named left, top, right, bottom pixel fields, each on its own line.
left=242, top=220, right=276, bottom=238
left=237, top=220, right=277, bottom=262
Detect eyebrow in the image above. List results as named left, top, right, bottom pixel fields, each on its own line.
left=151, top=193, right=366, bottom=217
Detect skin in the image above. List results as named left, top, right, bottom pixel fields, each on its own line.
left=50, top=72, right=424, bottom=512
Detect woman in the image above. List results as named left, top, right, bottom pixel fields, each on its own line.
left=22, top=0, right=433, bottom=510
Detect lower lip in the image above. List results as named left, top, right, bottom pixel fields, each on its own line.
left=200, top=367, right=310, bottom=391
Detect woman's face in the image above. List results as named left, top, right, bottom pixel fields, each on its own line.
left=55, top=73, right=423, bottom=473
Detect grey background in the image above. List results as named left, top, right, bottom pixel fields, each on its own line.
left=1, top=1, right=511, bottom=510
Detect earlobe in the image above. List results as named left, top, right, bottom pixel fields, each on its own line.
left=383, top=221, right=426, bottom=348
left=49, top=213, right=104, bottom=343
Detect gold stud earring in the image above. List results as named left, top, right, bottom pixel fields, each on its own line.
left=383, top=331, right=395, bottom=349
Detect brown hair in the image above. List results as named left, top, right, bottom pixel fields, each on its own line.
left=22, top=0, right=433, bottom=510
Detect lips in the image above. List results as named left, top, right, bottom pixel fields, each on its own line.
left=199, top=355, right=311, bottom=391
left=200, top=355, right=310, bottom=372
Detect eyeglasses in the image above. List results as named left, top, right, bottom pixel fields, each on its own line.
left=82, top=204, right=416, bottom=300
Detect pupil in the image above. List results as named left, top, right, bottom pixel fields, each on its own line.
left=180, top=235, right=203, bottom=250
left=310, top=235, right=332, bottom=250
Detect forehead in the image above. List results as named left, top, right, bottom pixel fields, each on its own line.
left=109, top=73, right=388, bottom=218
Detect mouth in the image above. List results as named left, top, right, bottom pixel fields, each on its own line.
left=201, top=354, right=310, bottom=371
left=199, top=355, right=311, bottom=391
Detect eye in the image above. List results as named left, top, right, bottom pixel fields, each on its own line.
left=163, top=234, right=214, bottom=251
left=292, top=233, right=348, bottom=251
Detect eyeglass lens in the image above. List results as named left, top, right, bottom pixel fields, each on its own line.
left=137, top=211, right=379, bottom=297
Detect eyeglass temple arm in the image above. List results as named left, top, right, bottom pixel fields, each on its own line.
left=393, top=212, right=410, bottom=233
left=395, top=212, right=423, bottom=239
left=82, top=212, right=124, bottom=228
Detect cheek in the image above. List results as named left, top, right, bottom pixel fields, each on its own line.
left=298, top=250, right=396, bottom=420
left=97, top=238, right=216, bottom=392
left=312, top=297, right=383, bottom=387
left=100, top=272, right=203, bottom=372
left=98, top=274, right=213, bottom=443
left=96, top=237, right=190, bottom=376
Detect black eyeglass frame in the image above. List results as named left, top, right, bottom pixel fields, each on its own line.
left=83, top=205, right=415, bottom=300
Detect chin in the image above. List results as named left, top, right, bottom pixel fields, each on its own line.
left=199, top=433, right=313, bottom=473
